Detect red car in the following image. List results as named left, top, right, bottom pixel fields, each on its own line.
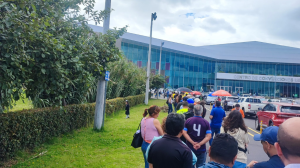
left=256, top=102, right=300, bottom=130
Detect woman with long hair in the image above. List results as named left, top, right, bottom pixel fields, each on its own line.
left=141, top=105, right=164, bottom=168
left=221, top=110, right=249, bottom=168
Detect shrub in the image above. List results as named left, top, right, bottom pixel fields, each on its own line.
left=0, top=94, right=145, bottom=161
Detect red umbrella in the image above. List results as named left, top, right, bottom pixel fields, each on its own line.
left=212, top=90, right=232, bottom=97
left=191, top=91, right=201, bottom=95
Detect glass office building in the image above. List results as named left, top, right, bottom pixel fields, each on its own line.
left=89, top=24, right=300, bottom=98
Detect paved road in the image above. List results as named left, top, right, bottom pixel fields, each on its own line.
left=203, top=105, right=269, bottom=164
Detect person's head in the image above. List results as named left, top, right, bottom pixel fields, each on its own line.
left=254, top=126, right=279, bottom=158
left=194, top=98, right=200, bottom=104
left=182, top=101, right=189, bottom=108
left=187, top=95, right=192, bottom=98
left=188, top=104, right=194, bottom=111
left=125, top=100, right=128, bottom=105
left=183, top=96, right=188, bottom=102
left=209, top=133, right=238, bottom=167
left=275, top=118, right=300, bottom=165
left=223, top=110, right=247, bottom=133
left=235, top=104, right=240, bottom=110
left=216, top=101, right=221, bottom=107
left=178, top=95, right=182, bottom=100
left=165, top=113, right=185, bottom=137
left=161, top=117, right=167, bottom=133
left=143, top=105, right=161, bottom=118
left=194, top=105, right=203, bottom=116
left=200, top=101, right=206, bottom=106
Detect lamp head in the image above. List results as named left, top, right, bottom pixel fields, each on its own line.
left=152, top=12, right=157, bottom=20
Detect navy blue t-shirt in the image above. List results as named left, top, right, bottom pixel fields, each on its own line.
left=253, top=155, right=284, bottom=168
left=210, top=106, right=226, bottom=128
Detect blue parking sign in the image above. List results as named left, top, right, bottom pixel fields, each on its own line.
left=105, top=71, right=110, bottom=81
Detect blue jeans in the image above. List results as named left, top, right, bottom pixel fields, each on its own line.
left=233, top=161, right=246, bottom=168
left=168, top=103, right=173, bottom=113
left=174, top=103, right=177, bottom=112
left=209, top=127, right=220, bottom=145
left=141, top=141, right=150, bottom=168
left=193, top=152, right=207, bottom=168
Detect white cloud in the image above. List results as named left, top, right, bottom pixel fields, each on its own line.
left=91, top=0, right=300, bottom=48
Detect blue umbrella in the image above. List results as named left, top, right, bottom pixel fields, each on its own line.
left=208, top=92, right=217, bottom=97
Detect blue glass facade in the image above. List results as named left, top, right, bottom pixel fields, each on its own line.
left=121, top=42, right=300, bottom=97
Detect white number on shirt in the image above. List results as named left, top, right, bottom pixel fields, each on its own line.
left=193, top=124, right=201, bottom=136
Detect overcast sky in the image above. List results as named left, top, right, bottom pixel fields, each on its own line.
left=91, top=0, right=300, bottom=48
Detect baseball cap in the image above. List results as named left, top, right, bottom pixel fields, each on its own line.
left=187, top=98, right=194, bottom=104
left=253, top=126, right=279, bottom=145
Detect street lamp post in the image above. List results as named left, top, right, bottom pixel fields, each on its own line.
left=158, top=41, right=164, bottom=75
left=145, top=12, right=157, bottom=105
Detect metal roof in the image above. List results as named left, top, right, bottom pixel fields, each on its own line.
left=89, top=24, right=300, bottom=64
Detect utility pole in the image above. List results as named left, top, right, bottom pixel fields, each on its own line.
left=158, top=42, right=164, bottom=75
left=145, top=12, right=157, bottom=105
left=94, top=0, right=111, bottom=130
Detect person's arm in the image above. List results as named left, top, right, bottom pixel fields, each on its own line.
left=209, top=109, right=214, bottom=120
left=183, top=130, right=196, bottom=145
left=149, top=163, right=153, bottom=168
left=153, top=119, right=164, bottom=136
left=198, top=133, right=211, bottom=146
left=247, top=160, right=258, bottom=168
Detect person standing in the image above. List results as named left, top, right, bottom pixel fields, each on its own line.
left=177, top=101, right=189, bottom=114
left=224, top=99, right=228, bottom=111
left=148, top=113, right=193, bottom=168
left=247, top=126, right=284, bottom=168
left=183, top=105, right=212, bottom=167
left=168, top=95, right=173, bottom=114
left=221, top=111, right=249, bottom=168
left=141, top=105, right=164, bottom=168
left=200, top=101, right=207, bottom=118
left=209, top=101, right=226, bottom=145
left=231, top=104, right=245, bottom=118
left=125, top=100, right=130, bottom=119
left=275, top=118, right=300, bottom=168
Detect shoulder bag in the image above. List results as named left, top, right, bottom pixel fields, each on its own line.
left=131, top=119, right=143, bottom=148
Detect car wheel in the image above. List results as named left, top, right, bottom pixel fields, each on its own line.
left=269, top=120, right=274, bottom=127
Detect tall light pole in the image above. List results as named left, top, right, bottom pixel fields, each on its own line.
left=94, top=0, right=111, bottom=130
left=145, top=12, right=157, bottom=105
left=158, top=42, right=164, bottom=75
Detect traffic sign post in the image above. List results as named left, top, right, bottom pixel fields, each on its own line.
left=105, top=71, right=110, bottom=81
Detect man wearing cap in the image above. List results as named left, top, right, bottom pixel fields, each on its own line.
left=247, top=126, right=284, bottom=168
left=232, top=104, right=245, bottom=118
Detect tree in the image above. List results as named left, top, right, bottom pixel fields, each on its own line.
left=0, top=0, right=127, bottom=112
left=150, top=74, right=166, bottom=89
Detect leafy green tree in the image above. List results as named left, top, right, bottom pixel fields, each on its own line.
left=150, top=74, right=166, bottom=89
left=106, top=57, right=146, bottom=99
left=0, top=0, right=126, bottom=112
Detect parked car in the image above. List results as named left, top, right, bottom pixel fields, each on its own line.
left=256, top=103, right=300, bottom=130
left=222, top=96, right=239, bottom=111
left=206, top=96, right=217, bottom=105
left=234, top=97, right=266, bottom=117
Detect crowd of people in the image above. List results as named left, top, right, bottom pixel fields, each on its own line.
left=138, top=92, right=300, bottom=168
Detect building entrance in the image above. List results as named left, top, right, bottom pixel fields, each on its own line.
left=235, top=87, right=243, bottom=95
left=217, top=86, right=232, bottom=93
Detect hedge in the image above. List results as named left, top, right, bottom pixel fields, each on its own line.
left=0, top=94, right=145, bottom=161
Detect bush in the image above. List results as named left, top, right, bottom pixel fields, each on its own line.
left=0, top=94, right=145, bottom=161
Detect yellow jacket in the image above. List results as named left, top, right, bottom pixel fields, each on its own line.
left=177, top=108, right=188, bottom=114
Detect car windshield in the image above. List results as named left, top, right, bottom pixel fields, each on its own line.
left=238, top=98, right=244, bottom=102
left=281, top=106, right=300, bottom=114
left=227, top=97, right=238, bottom=102
left=260, top=98, right=266, bottom=102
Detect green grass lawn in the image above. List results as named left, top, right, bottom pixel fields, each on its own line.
left=11, top=99, right=167, bottom=168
